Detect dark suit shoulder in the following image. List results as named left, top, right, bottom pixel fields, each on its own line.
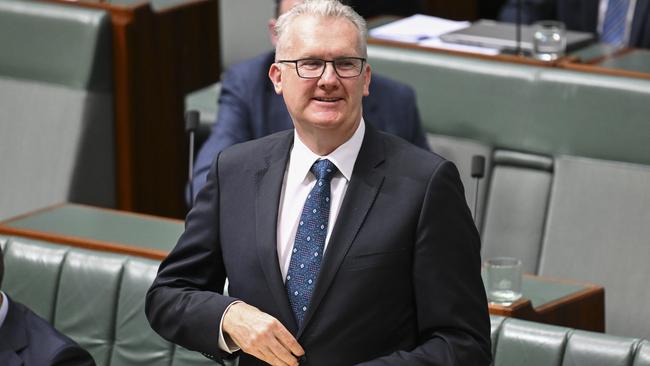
left=11, top=301, right=96, bottom=366
left=369, top=73, right=415, bottom=96
left=222, top=51, right=274, bottom=86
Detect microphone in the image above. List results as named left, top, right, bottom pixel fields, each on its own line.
left=470, top=155, right=486, bottom=223
left=185, top=110, right=200, bottom=205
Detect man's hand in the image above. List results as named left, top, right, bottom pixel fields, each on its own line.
left=223, top=302, right=304, bottom=366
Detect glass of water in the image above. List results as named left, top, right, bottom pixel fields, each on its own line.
left=485, top=257, right=523, bottom=305
left=532, top=20, right=566, bottom=61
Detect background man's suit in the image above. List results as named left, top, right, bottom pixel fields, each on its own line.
left=147, top=126, right=492, bottom=365
left=0, top=297, right=95, bottom=366
left=193, top=51, right=429, bottom=197
left=500, top=0, right=650, bottom=48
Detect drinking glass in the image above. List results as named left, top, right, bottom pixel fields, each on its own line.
left=532, top=20, right=566, bottom=61
left=485, top=257, right=523, bottom=305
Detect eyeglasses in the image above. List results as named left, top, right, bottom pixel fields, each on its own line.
left=276, top=57, right=366, bottom=79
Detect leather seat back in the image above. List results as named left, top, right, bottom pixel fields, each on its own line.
left=1, top=235, right=214, bottom=366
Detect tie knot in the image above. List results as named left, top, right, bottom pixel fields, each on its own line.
left=311, top=159, right=337, bottom=182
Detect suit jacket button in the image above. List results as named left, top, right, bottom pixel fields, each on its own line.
left=298, top=355, right=307, bottom=365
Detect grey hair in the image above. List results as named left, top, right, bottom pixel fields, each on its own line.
left=274, top=0, right=367, bottom=58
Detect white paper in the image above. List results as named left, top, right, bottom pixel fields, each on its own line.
left=369, top=14, right=501, bottom=56
left=369, top=14, right=471, bottom=43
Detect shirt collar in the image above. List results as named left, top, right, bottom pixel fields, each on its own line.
left=0, top=291, right=8, bottom=330
left=289, top=119, right=365, bottom=183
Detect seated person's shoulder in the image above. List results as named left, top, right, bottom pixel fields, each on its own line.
left=13, top=301, right=96, bottom=366
left=369, top=73, right=416, bottom=98
left=224, top=51, right=276, bottom=84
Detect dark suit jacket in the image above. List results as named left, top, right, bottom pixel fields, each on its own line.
left=192, top=51, right=429, bottom=199
left=147, top=126, right=491, bottom=365
left=0, top=297, right=95, bottom=366
left=499, top=0, right=650, bottom=48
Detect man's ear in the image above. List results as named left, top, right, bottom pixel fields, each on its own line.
left=269, top=63, right=283, bottom=95
left=363, top=63, right=371, bottom=97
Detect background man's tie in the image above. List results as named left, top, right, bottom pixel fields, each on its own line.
left=602, top=0, right=630, bottom=46
left=285, top=159, right=337, bottom=325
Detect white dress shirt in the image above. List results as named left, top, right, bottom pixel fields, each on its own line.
left=218, top=119, right=365, bottom=352
left=276, top=120, right=365, bottom=280
left=0, top=291, right=9, bottom=330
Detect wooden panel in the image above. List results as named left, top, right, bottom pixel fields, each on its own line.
left=489, top=275, right=605, bottom=332
left=48, top=0, right=221, bottom=218
left=0, top=203, right=183, bottom=260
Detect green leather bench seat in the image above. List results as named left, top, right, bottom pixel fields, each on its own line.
left=367, top=44, right=650, bottom=167
left=0, top=235, right=213, bottom=366
left=481, top=150, right=553, bottom=274
left=3, top=231, right=649, bottom=366
left=0, top=0, right=115, bottom=220
left=490, top=316, right=650, bottom=366
left=539, top=156, right=650, bottom=340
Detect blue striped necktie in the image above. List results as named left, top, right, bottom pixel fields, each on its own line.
left=601, top=0, right=630, bottom=46
left=285, top=159, right=337, bottom=325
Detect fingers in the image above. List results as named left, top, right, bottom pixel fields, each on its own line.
left=274, top=323, right=305, bottom=358
left=223, top=302, right=304, bottom=366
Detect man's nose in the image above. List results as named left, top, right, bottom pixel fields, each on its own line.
left=318, top=62, right=339, bottom=85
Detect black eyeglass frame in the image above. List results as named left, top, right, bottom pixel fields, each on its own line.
left=276, top=57, right=367, bottom=79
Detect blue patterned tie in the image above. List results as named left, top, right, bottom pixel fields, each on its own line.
left=285, top=159, right=337, bottom=325
left=602, top=0, right=630, bottom=46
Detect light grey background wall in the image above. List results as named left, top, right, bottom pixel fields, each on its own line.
left=219, top=0, right=274, bottom=69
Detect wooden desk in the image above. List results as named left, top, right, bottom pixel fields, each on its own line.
left=0, top=203, right=183, bottom=260
left=370, top=34, right=650, bottom=80
left=488, top=274, right=605, bottom=332
left=563, top=46, right=650, bottom=80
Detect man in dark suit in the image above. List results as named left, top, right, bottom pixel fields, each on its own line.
left=499, top=0, right=650, bottom=48
left=0, top=247, right=95, bottom=366
left=192, top=0, right=429, bottom=200
left=147, top=0, right=491, bottom=365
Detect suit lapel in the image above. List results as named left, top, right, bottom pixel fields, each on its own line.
left=254, top=131, right=298, bottom=332
left=297, top=127, right=386, bottom=336
left=0, top=298, right=28, bottom=365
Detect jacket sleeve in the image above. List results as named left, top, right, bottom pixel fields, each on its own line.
left=147, top=154, right=239, bottom=362
left=192, top=66, right=254, bottom=202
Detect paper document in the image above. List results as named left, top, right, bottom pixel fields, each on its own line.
left=370, top=14, right=471, bottom=43
left=369, top=14, right=500, bottom=56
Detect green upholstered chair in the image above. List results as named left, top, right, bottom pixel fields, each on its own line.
left=0, top=0, right=115, bottom=220
left=635, top=341, right=650, bottom=366
left=426, top=134, right=493, bottom=231
left=481, top=150, right=553, bottom=274
left=539, top=156, right=650, bottom=340
left=3, top=232, right=650, bottom=366
left=0, top=235, right=215, bottom=366
left=490, top=316, right=648, bottom=366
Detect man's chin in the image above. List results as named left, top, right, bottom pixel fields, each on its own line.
left=306, top=113, right=344, bottom=128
